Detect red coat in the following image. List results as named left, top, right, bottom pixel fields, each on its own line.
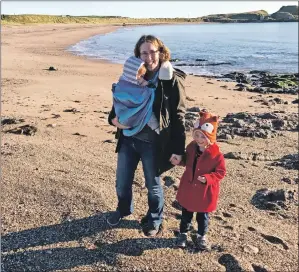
left=176, top=141, right=226, bottom=212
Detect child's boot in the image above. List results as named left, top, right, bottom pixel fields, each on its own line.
left=194, top=234, right=210, bottom=251
left=176, top=233, right=187, bottom=248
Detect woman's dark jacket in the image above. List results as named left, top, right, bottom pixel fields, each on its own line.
left=108, top=68, right=187, bottom=176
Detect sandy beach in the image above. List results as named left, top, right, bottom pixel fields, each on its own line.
left=1, top=23, right=298, bottom=271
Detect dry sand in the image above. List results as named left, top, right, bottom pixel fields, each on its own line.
left=1, top=23, right=298, bottom=271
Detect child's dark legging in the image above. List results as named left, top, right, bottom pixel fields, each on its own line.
left=180, top=207, right=209, bottom=236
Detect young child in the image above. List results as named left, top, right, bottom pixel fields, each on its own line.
left=175, top=109, right=226, bottom=250
left=112, top=56, right=173, bottom=136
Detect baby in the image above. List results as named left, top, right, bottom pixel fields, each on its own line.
left=112, top=56, right=173, bottom=136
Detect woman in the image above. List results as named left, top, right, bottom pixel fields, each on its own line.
left=107, top=35, right=186, bottom=237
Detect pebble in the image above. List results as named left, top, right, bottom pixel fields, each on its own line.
left=243, top=244, right=259, bottom=254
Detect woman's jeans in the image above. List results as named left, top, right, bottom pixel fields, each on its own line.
left=115, top=136, right=164, bottom=227
left=180, top=207, right=209, bottom=236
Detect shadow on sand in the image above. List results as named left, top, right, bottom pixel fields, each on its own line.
left=2, top=212, right=176, bottom=271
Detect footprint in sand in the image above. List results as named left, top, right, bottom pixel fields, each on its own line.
left=260, top=233, right=289, bottom=250
left=222, top=212, right=233, bottom=218
left=247, top=226, right=289, bottom=250
left=223, top=225, right=234, bottom=230
left=213, top=215, right=226, bottom=222
left=247, top=226, right=257, bottom=232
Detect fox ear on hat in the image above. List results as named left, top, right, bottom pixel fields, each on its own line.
left=199, top=109, right=207, bottom=117
left=211, top=116, right=218, bottom=122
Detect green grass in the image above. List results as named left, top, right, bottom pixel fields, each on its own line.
left=2, top=8, right=296, bottom=25
left=1, top=14, right=201, bottom=25
left=204, top=10, right=269, bottom=18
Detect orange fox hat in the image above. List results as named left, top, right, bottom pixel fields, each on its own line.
left=193, top=109, right=219, bottom=143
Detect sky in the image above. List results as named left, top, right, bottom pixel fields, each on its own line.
left=1, top=1, right=298, bottom=18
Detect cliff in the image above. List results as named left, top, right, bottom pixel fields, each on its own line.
left=202, top=6, right=298, bottom=23
left=277, top=5, right=298, bottom=15
left=270, top=5, right=298, bottom=22
left=202, top=10, right=269, bottom=23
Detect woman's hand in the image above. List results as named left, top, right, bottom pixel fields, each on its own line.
left=112, top=116, right=130, bottom=129
left=169, top=154, right=182, bottom=165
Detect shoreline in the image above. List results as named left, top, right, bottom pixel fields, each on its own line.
left=2, top=23, right=298, bottom=119
left=15, top=22, right=295, bottom=80
left=63, top=25, right=298, bottom=96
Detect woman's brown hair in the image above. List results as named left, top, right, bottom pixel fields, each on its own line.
left=134, top=35, right=171, bottom=62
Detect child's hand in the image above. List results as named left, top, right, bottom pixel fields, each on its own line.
left=197, top=176, right=207, bottom=184
left=137, top=78, right=148, bottom=86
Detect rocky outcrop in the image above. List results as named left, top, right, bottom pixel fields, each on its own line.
left=277, top=5, right=298, bottom=15
left=221, top=71, right=299, bottom=95
left=202, top=6, right=298, bottom=23
left=202, top=10, right=268, bottom=23
left=230, top=11, right=267, bottom=20
left=270, top=5, right=298, bottom=21
left=251, top=188, right=297, bottom=211
left=217, top=111, right=298, bottom=140
left=184, top=110, right=299, bottom=138
left=271, top=12, right=294, bottom=20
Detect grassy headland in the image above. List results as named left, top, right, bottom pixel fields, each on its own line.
left=201, top=7, right=298, bottom=23
left=1, top=5, right=298, bottom=25
left=0, top=14, right=201, bottom=25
